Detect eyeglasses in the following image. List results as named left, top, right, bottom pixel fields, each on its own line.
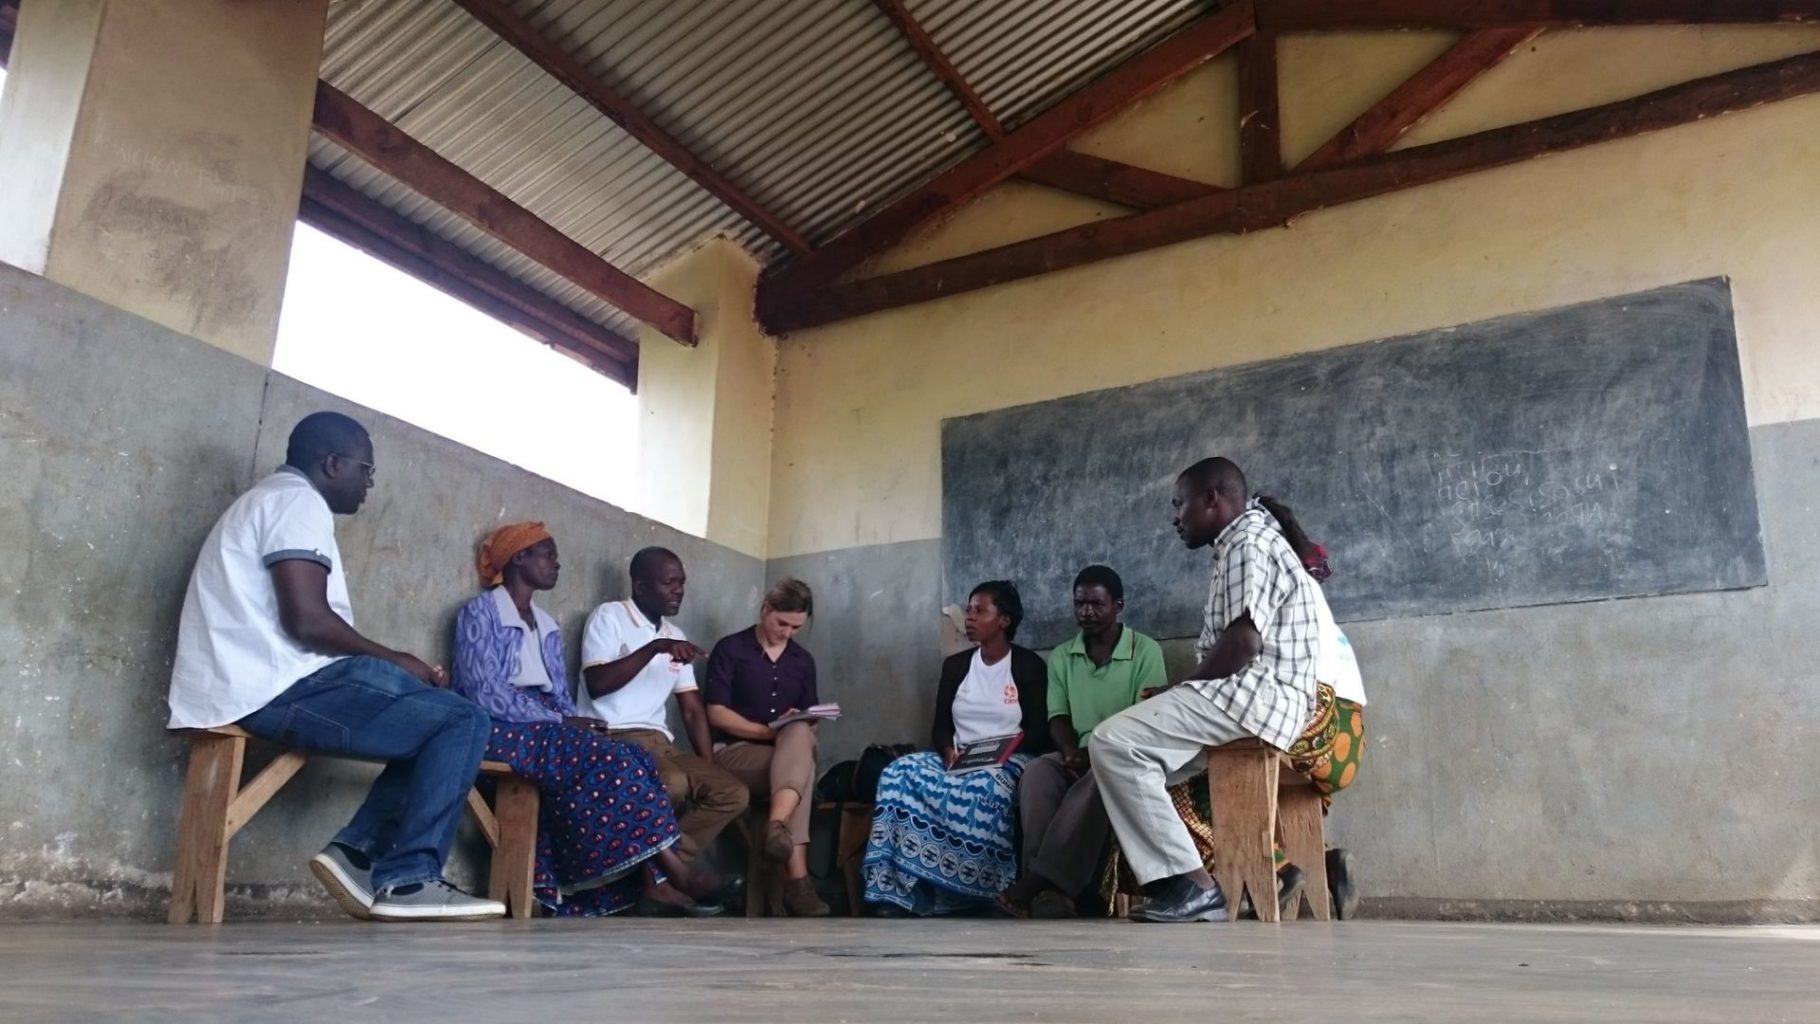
left=333, top=454, right=377, bottom=480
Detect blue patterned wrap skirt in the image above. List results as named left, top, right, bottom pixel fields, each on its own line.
left=862, top=750, right=1029, bottom=915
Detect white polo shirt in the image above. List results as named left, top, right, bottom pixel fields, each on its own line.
left=167, top=468, right=353, bottom=728
left=577, top=598, right=696, bottom=739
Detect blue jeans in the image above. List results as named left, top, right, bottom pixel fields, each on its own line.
left=238, top=656, right=491, bottom=891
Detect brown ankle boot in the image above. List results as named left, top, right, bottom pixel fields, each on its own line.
left=782, top=876, right=830, bottom=917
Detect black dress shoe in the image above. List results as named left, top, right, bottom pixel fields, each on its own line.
left=868, top=901, right=909, bottom=918
left=708, top=875, right=746, bottom=913
left=1131, top=879, right=1228, bottom=923
left=1326, top=848, right=1359, bottom=920
left=1276, top=864, right=1306, bottom=920
left=635, top=895, right=725, bottom=918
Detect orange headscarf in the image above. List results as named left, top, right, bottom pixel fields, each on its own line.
left=477, top=521, right=553, bottom=587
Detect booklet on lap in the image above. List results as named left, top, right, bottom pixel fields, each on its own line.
left=948, top=732, right=1023, bottom=774
left=768, top=703, right=842, bottom=729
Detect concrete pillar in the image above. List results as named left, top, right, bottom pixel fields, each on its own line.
left=0, top=0, right=329, bottom=364
left=636, top=239, right=775, bottom=560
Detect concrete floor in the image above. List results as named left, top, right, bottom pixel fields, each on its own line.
left=0, top=919, right=1814, bottom=1023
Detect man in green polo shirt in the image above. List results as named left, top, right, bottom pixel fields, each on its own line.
left=997, top=565, right=1166, bottom=919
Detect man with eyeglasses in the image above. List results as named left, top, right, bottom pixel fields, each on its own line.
left=167, top=411, right=504, bottom=922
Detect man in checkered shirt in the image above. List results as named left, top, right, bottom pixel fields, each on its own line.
left=1093, top=456, right=1321, bottom=923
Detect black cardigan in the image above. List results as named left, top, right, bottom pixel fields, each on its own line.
left=929, top=645, right=1055, bottom=757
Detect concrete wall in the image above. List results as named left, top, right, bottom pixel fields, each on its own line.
left=763, top=27, right=1820, bottom=919
left=0, top=262, right=763, bottom=917
left=0, top=0, right=329, bottom=364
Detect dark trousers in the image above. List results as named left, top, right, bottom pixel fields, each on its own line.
left=1018, top=752, right=1112, bottom=895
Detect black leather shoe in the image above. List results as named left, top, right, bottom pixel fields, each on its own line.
left=1131, top=879, right=1228, bottom=923
left=1276, top=863, right=1306, bottom=920
left=1327, top=848, right=1359, bottom=920
left=708, top=875, right=746, bottom=914
left=635, top=895, right=725, bottom=918
left=868, top=901, right=909, bottom=918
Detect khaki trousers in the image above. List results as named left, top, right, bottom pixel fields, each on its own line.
left=714, top=721, right=818, bottom=845
left=611, top=728, right=749, bottom=860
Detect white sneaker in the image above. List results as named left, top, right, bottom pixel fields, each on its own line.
left=370, top=880, right=506, bottom=922
left=308, top=845, right=375, bottom=921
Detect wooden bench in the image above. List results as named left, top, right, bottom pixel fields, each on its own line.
left=167, top=725, right=540, bottom=923
left=1204, top=738, right=1329, bottom=923
left=737, top=801, right=871, bottom=917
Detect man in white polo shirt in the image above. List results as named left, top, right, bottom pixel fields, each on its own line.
left=578, top=547, right=748, bottom=864
left=167, top=411, right=502, bottom=922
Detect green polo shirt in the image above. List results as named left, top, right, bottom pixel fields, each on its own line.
left=1046, top=625, right=1167, bottom=747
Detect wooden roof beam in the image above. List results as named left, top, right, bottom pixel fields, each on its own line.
left=312, top=81, right=696, bottom=346
left=759, top=1, right=1257, bottom=316
left=871, top=0, right=1227, bottom=213
left=1297, top=28, right=1543, bottom=171
left=872, top=0, right=1005, bottom=138
left=1237, top=31, right=1284, bottom=183
left=300, top=167, right=639, bottom=387
left=1017, top=151, right=1226, bottom=210
left=1257, top=0, right=1820, bottom=30
left=448, top=0, right=810, bottom=254
left=765, top=49, right=1820, bottom=332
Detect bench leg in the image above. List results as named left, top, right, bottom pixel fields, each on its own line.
left=741, top=808, right=772, bottom=919
left=1206, top=744, right=1280, bottom=923
left=1278, top=785, right=1330, bottom=921
left=490, top=774, right=539, bottom=920
left=169, top=733, right=245, bottom=924
left=837, top=805, right=869, bottom=917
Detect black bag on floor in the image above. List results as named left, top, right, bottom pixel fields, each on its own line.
left=816, top=743, right=916, bottom=804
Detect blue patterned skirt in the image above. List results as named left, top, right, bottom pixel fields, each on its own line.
left=486, top=722, right=681, bottom=916
left=862, top=750, right=1029, bottom=915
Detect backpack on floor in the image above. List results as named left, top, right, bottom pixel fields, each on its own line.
left=815, top=743, right=916, bottom=804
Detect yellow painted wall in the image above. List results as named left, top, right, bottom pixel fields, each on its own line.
left=769, top=26, right=1820, bottom=559
left=637, top=238, right=774, bottom=559
left=0, top=0, right=328, bottom=365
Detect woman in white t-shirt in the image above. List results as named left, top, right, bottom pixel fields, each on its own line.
left=862, top=581, right=1054, bottom=916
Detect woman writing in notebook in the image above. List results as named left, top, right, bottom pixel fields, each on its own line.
left=704, top=578, right=831, bottom=917
left=862, top=580, right=1054, bottom=916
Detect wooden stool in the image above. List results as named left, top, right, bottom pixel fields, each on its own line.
left=1277, top=772, right=1331, bottom=921
left=167, top=725, right=539, bottom=923
left=1204, top=738, right=1329, bottom=923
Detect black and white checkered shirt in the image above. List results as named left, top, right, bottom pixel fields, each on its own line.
left=1190, top=500, right=1321, bottom=750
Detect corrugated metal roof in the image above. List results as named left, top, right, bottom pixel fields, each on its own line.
left=313, top=0, right=1221, bottom=342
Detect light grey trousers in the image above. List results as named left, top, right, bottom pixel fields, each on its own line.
left=1090, top=685, right=1250, bottom=886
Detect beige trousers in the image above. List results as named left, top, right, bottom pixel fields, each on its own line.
left=714, top=721, right=818, bottom=845
left=610, top=728, right=749, bottom=860
left=1091, top=685, right=1250, bottom=886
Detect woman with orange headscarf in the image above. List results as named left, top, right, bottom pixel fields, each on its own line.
left=451, top=522, right=733, bottom=917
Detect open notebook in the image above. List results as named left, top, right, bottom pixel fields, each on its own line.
left=767, top=703, right=841, bottom=729
left=947, top=731, right=1023, bottom=774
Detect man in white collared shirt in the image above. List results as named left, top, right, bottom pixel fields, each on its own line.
left=576, top=547, right=747, bottom=861
left=167, top=412, right=502, bottom=923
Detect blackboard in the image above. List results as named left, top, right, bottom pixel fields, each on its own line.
left=941, top=279, right=1766, bottom=648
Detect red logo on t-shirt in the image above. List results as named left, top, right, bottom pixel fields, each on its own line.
left=1002, top=683, right=1019, bottom=705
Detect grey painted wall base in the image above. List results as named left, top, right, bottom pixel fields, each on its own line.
left=0, top=264, right=763, bottom=919
left=1361, top=898, right=1820, bottom=925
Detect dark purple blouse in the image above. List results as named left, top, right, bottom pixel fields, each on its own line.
left=704, top=627, right=819, bottom=744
